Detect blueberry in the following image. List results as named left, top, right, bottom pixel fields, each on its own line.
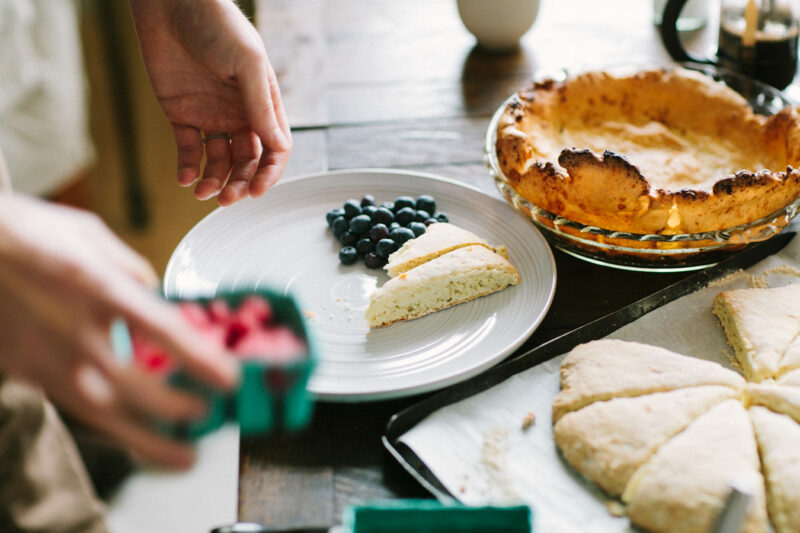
left=339, top=246, right=358, bottom=265
left=340, top=230, right=357, bottom=246
left=369, top=223, right=390, bottom=242
left=326, top=208, right=345, bottom=227
left=394, top=196, right=415, bottom=211
left=390, top=227, right=415, bottom=246
left=332, top=216, right=349, bottom=237
left=396, top=207, right=416, bottom=226
left=349, top=214, right=372, bottom=235
left=414, top=209, right=430, bottom=222
left=363, top=252, right=386, bottom=269
left=380, top=201, right=395, bottom=212
left=356, top=238, right=374, bottom=255
left=416, top=195, right=436, bottom=215
left=360, top=194, right=376, bottom=207
left=376, top=238, right=396, bottom=258
left=389, top=222, right=400, bottom=230
left=436, top=213, right=449, bottom=223
left=424, top=217, right=438, bottom=226
left=408, top=221, right=427, bottom=237
left=371, top=207, right=394, bottom=225
left=343, top=199, right=362, bottom=218
left=362, top=205, right=377, bottom=218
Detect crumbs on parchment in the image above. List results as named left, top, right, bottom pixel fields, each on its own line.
left=521, top=411, right=536, bottom=431
left=606, top=500, right=626, bottom=517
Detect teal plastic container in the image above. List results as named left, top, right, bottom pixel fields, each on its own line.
left=341, top=500, right=533, bottom=533
left=113, top=288, right=318, bottom=439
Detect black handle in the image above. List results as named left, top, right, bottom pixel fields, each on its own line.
left=660, top=0, right=717, bottom=64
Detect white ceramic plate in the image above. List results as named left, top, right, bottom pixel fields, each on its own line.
left=163, top=169, right=556, bottom=401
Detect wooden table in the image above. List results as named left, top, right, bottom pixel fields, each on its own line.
left=239, top=0, right=772, bottom=528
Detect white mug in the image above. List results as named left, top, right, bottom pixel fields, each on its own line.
left=456, top=0, right=540, bottom=51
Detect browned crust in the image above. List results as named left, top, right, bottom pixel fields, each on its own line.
left=496, top=69, right=800, bottom=234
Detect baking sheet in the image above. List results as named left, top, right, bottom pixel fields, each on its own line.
left=395, top=234, right=800, bottom=532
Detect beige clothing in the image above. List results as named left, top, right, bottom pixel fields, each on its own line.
left=0, top=377, right=108, bottom=533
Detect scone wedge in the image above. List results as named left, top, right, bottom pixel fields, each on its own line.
left=713, top=284, right=800, bottom=381
left=552, top=340, right=745, bottom=422
left=749, top=406, right=800, bottom=533
left=622, top=400, right=769, bottom=533
left=366, top=245, right=520, bottom=328
left=385, top=222, right=497, bottom=277
left=554, top=385, right=737, bottom=497
left=746, top=382, right=800, bottom=424
left=778, top=368, right=800, bottom=387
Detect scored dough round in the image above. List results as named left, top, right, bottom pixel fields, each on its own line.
left=551, top=339, right=800, bottom=533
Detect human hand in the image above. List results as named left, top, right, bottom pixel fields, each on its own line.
left=130, top=0, right=291, bottom=206
left=0, top=195, right=237, bottom=469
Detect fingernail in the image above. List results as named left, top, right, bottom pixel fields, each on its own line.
left=177, top=169, right=197, bottom=187
left=194, top=185, right=219, bottom=201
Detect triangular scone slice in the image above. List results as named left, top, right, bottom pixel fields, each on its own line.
left=778, top=336, right=800, bottom=377
left=778, top=367, right=800, bottom=387
left=552, top=340, right=745, bottom=422
left=554, top=386, right=737, bottom=497
left=623, top=400, right=769, bottom=533
left=366, top=245, right=520, bottom=328
left=749, top=406, right=800, bottom=533
left=712, top=285, right=800, bottom=381
left=746, top=383, right=800, bottom=424
left=385, top=223, right=494, bottom=277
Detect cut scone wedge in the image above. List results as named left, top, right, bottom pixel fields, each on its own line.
left=778, top=367, right=800, bottom=387
left=746, top=382, right=800, bottom=424
left=777, top=336, right=800, bottom=377
left=366, top=245, right=520, bottom=328
left=713, top=284, right=800, bottom=381
left=552, top=340, right=745, bottom=422
left=622, top=399, right=769, bottom=533
left=554, top=385, right=737, bottom=498
left=749, top=406, right=800, bottom=533
left=385, top=222, right=499, bottom=277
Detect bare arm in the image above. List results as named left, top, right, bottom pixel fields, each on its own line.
left=130, top=0, right=291, bottom=206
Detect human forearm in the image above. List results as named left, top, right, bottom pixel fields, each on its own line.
left=129, top=0, right=290, bottom=205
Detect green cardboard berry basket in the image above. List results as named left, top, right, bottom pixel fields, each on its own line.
left=113, top=288, right=318, bottom=440
left=169, top=288, right=318, bottom=439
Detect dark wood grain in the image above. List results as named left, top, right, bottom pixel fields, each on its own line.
left=244, top=0, right=720, bottom=527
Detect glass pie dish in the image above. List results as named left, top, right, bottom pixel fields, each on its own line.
left=485, top=64, right=800, bottom=272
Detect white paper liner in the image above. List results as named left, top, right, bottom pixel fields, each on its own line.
left=400, top=234, right=800, bottom=532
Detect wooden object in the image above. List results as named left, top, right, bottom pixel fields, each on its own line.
left=242, top=0, right=736, bottom=528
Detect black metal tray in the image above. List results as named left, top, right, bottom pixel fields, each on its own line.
left=382, top=232, right=795, bottom=501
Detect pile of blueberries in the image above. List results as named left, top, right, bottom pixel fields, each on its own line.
left=326, top=194, right=449, bottom=268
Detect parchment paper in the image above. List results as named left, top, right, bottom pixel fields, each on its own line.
left=399, top=235, right=800, bottom=532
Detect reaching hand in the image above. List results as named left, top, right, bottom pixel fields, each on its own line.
left=0, top=195, right=237, bottom=469
left=130, top=0, right=291, bottom=206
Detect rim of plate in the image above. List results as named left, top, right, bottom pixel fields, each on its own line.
left=163, top=168, right=557, bottom=402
